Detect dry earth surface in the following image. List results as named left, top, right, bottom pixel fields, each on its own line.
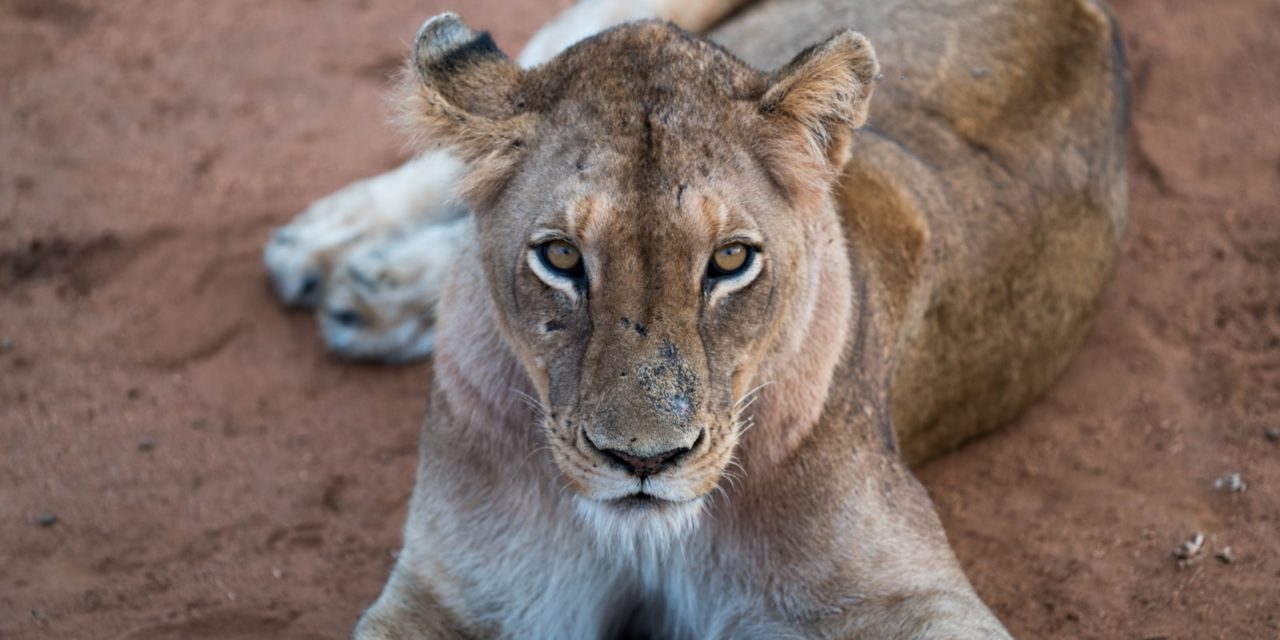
left=1, top=0, right=1277, bottom=638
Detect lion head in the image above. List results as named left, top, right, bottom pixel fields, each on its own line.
left=405, top=14, right=878, bottom=542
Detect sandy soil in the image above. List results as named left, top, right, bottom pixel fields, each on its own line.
left=1, top=0, right=1277, bottom=638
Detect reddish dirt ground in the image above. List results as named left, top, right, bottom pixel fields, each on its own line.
left=1, top=0, right=1277, bottom=638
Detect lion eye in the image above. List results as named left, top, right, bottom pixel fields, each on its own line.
left=538, top=240, right=585, bottom=278
left=708, top=243, right=752, bottom=278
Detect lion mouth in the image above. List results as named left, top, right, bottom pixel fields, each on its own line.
left=609, top=492, right=679, bottom=510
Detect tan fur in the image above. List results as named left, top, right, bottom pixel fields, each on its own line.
left=348, top=0, right=1127, bottom=637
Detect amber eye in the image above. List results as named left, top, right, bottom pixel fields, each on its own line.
left=538, top=239, right=585, bottom=278
left=708, top=243, right=752, bottom=278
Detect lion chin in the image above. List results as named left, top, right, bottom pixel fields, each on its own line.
left=574, top=493, right=707, bottom=560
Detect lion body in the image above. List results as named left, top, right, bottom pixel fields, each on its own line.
left=317, top=0, right=1129, bottom=637
left=715, top=0, right=1128, bottom=462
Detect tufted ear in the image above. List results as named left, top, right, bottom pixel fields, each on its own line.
left=399, top=13, right=532, bottom=206
left=757, top=30, right=879, bottom=195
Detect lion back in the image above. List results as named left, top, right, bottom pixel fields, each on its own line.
left=716, top=0, right=1130, bottom=462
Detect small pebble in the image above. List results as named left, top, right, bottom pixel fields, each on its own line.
left=36, top=513, right=57, bottom=528
left=1174, top=531, right=1204, bottom=567
left=1213, top=472, right=1247, bottom=493
left=1215, top=546, right=1235, bottom=564
left=1266, top=427, right=1280, bottom=442
left=138, top=438, right=155, bottom=452
left=970, top=67, right=992, bottom=79
left=271, top=568, right=284, bottom=579
left=0, top=338, right=14, bottom=353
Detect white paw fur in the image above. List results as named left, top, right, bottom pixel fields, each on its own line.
left=318, top=215, right=470, bottom=362
left=264, top=150, right=464, bottom=307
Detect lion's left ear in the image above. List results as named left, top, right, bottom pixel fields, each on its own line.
left=399, top=13, right=532, bottom=206
left=757, top=30, right=879, bottom=192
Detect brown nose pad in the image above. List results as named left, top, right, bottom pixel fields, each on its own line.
left=595, top=445, right=691, bottom=479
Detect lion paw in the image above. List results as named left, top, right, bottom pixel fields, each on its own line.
left=264, top=151, right=464, bottom=308
left=317, top=216, right=470, bottom=363
left=265, top=181, right=383, bottom=307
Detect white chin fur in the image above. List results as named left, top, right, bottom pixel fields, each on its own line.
left=574, top=495, right=705, bottom=562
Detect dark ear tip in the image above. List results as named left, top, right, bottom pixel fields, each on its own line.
left=415, top=12, right=477, bottom=63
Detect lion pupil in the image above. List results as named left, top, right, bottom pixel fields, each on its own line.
left=546, top=241, right=581, bottom=272
left=713, top=243, right=747, bottom=274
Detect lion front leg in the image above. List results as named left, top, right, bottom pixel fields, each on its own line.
left=352, top=567, right=473, bottom=640
left=839, top=590, right=1012, bottom=640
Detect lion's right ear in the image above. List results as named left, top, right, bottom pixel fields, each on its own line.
left=399, top=13, right=532, bottom=205
left=756, top=30, right=879, bottom=197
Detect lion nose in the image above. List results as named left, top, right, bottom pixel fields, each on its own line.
left=599, top=446, right=689, bottom=478
left=584, top=430, right=702, bottom=479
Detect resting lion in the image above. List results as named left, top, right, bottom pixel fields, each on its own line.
left=267, top=0, right=1127, bottom=636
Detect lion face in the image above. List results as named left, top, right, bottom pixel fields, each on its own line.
left=404, top=15, right=876, bottom=536
left=485, top=153, right=799, bottom=521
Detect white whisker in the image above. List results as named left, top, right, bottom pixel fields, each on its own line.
left=721, top=468, right=743, bottom=493
left=725, top=457, right=746, bottom=478
left=698, top=495, right=718, bottom=522
left=520, top=444, right=555, bottom=468
left=711, top=482, right=731, bottom=508
left=734, top=380, right=776, bottom=410
left=735, top=396, right=761, bottom=418
left=510, top=387, right=548, bottom=417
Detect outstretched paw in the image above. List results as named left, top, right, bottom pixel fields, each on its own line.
left=266, top=182, right=381, bottom=307
left=264, top=151, right=464, bottom=308
left=318, top=216, right=470, bottom=363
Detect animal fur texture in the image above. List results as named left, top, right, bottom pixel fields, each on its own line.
left=264, top=0, right=1128, bottom=637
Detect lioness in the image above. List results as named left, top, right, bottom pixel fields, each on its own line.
left=270, top=0, right=1127, bottom=636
